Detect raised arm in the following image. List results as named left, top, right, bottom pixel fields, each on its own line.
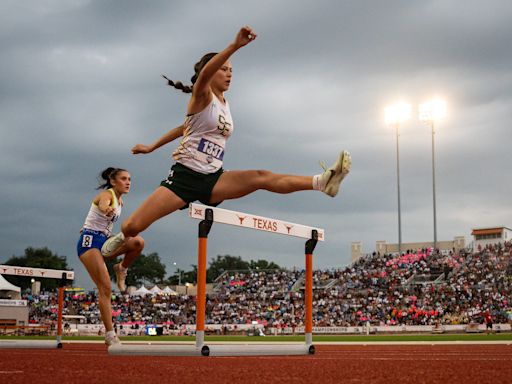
left=191, top=26, right=257, bottom=102
left=132, top=124, right=185, bottom=154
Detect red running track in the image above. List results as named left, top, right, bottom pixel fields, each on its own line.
left=0, top=343, right=511, bottom=384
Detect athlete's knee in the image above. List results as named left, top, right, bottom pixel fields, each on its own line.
left=254, top=169, right=273, bottom=178
left=121, top=218, right=141, bottom=237
left=96, top=281, right=112, bottom=297
left=129, top=236, right=145, bottom=251
left=253, top=170, right=274, bottom=188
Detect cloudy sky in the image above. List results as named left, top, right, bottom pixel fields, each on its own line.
left=1, top=0, right=511, bottom=290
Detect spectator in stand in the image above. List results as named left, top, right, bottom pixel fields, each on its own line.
left=483, top=310, right=493, bottom=334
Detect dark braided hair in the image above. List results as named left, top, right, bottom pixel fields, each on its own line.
left=97, top=167, right=127, bottom=190
left=163, top=52, right=218, bottom=94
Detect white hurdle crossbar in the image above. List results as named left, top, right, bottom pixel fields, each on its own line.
left=0, top=265, right=74, bottom=349
left=0, top=265, right=75, bottom=280
left=109, top=203, right=323, bottom=357
left=188, top=203, right=325, bottom=241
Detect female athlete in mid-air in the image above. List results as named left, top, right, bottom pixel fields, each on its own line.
left=101, top=26, right=351, bottom=257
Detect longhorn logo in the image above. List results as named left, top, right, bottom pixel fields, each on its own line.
left=237, top=215, right=247, bottom=225
left=285, top=225, right=293, bottom=234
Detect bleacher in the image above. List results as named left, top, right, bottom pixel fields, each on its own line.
left=21, top=242, right=512, bottom=329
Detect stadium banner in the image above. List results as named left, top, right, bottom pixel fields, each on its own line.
left=0, top=299, right=27, bottom=307
left=68, top=322, right=512, bottom=336
left=269, top=324, right=511, bottom=334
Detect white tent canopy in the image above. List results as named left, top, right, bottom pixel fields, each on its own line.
left=149, top=285, right=163, bottom=294
left=162, top=286, right=178, bottom=296
left=131, top=285, right=151, bottom=296
left=0, top=274, right=21, bottom=293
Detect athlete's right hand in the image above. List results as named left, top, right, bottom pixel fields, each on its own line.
left=131, top=144, right=152, bottom=154
left=104, top=206, right=115, bottom=217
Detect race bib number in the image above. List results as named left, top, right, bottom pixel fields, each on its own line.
left=198, top=138, right=224, bottom=160
left=82, top=235, right=93, bottom=248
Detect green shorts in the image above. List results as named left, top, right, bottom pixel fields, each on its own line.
left=160, top=163, right=224, bottom=209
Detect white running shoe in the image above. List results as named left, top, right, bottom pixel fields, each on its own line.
left=105, top=333, right=121, bottom=346
left=319, top=150, right=351, bottom=197
left=113, top=263, right=128, bottom=293
left=101, top=232, right=125, bottom=258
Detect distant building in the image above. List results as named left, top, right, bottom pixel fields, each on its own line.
left=471, top=227, right=512, bottom=249
left=351, top=236, right=466, bottom=263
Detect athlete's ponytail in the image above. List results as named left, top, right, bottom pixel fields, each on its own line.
left=163, top=52, right=218, bottom=94
left=97, top=167, right=127, bottom=190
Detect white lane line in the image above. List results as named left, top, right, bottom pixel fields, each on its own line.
left=213, top=356, right=512, bottom=362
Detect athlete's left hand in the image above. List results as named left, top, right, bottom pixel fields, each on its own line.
left=234, top=26, right=257, bottom=48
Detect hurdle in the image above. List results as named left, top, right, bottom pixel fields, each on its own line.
left=109, top=203, right=323, bottom=356
left=0, top=265, right=74, bottom=349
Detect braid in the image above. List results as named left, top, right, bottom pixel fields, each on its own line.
left=162, top=75, right=193, bottom=94
left=162, top=52, right=218, bottom=95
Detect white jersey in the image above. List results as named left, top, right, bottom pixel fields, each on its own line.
left=172, top=94, right=233, bottom=174
left=82, top=189, right=122, bottom=236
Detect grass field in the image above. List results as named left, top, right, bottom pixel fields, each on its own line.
left=2, top=333, right=511, bottom=343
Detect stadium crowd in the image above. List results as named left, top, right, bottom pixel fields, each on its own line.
left=25, top=241, right=512, bottom=330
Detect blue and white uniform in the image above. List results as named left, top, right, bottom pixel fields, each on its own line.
left=77, top=189, right=122, bottom=257
left=172, top=94, right=233, bottom=174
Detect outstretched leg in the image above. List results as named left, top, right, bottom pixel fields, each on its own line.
left=209, top=170, right=313, bottom=203
left=209, top=150, right=351, bottom=203
left=101, top=187, right=186, bottom=279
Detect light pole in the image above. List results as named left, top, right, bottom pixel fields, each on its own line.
left=385, top=102, right=411, bottom=256
left=172, top=262, right=182, bottom=286
left=419, top=98, right=446, bottom=252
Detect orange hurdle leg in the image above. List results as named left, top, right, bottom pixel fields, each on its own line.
left=196, top=208, right=213, bottom=348
left=305, top=230, right=318, bottom=349
left=57, top=286, right=64, bottom=347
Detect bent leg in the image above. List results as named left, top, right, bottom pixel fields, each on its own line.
left=108, top=235, right=145, bottom=268
left=80, top=249, right=114, bottom=332
left=209, top=170, right=313, bottom=203
left=122, top=186, right=186, bottom=237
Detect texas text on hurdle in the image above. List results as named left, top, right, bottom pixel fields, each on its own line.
left=188, top=203, right=325, bottom=241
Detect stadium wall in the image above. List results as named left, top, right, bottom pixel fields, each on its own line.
left=0, top=300, right=28, bottom=326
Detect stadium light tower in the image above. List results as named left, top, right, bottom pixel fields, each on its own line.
left=419, top=98, right=447, bottom=252
left=385, top=102, right=411, bottom=256
left=173, top=261, right=182, bottom=286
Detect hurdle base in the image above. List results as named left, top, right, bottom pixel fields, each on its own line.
left=206, top=343, right=314, bottom=357
left=0, top=340, right=61, bottom=349
left=108, top=343, right=208, bottom=356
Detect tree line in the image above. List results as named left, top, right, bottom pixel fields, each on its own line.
left=1, top=247, right=280, bottom=290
